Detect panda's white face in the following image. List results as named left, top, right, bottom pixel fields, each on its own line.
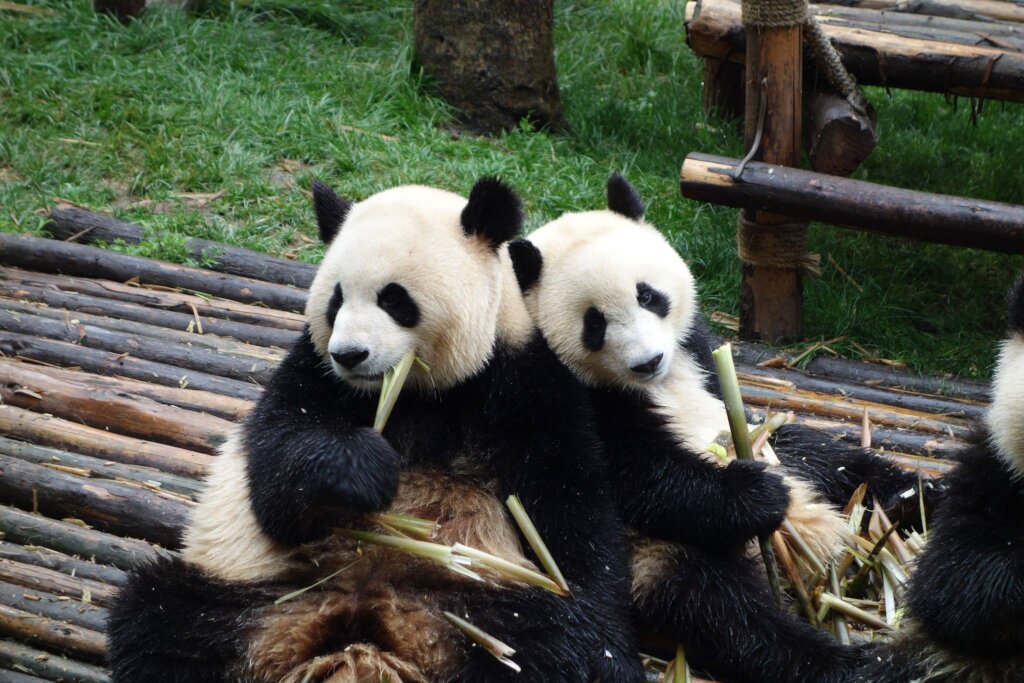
left=987, top=312, right=1024, bottom=478
left=306, top=184, right=512, bottom=393
left=525, top=210, right=698, bottom=391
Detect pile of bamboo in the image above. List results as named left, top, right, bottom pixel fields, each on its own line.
left=687, top=0, right=1024, bottom=103
left=0, top=208, right=989, bottom=681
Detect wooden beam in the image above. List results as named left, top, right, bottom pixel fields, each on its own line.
left=680, top=151, right=1024, bottom=252
left=817, top=0, right=1024, bottom=24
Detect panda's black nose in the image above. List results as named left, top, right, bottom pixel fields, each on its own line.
left=631, top=353, right=663, bottom=375
left=332, top=348, right=369, bottom=369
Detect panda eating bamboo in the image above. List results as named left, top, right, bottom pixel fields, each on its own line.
left=507, top=174, right=938, bottom=683
left=107, top=178, right=646, bottom=683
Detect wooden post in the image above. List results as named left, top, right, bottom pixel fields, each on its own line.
left=93, top=0, right=144, bottom=22
left=739, top=0, right=807, bottom=343
left=702, top=58, right=745, bottom=119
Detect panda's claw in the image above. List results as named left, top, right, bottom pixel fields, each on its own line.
left=316, top=427, right=401, bottom=515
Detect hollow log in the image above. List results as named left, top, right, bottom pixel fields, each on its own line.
left=0, top=506, right=168, bottom=570
left=0, top=359, right=251, bottom=423
left=0, top=436, right=201, bottom=499
left=686, top=0, right=1024, bottom=102
left=0, top=541, right=126, bottom=587
left=0, top=310, right=277, bottom=385
left=0, top=455, right=190, bottom=548
left=680, top=152, right=1024, bottom=252
left=737, top=364, right=985, bottom=418
left=0, top=604, right=105, bottom=661
left=0, top=639, right=110, bottom=683
left=817, top=0, right=1024, bottom=24
left=0, top=298, right=285, bottom=363
left=0, top=235, right=307, bottom=313
left=0, top=332, right=262, bottom=403
left=0, top=267, right=305, bottom=331
left=0, top=406, right=211, bottom=478
left=0, top=359, right=233, bottom=454
left=0, top=560, right=116, bottom=609
left=806, top=92, right=878, bottom=176
left=0, top=279, right=298, bottom=349
left=46, top=206, right=318, bottom=289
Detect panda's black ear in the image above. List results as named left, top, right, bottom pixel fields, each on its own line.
left=311, top=180, right=352, bottom=244
left=461, top=177, right=523, bottom=251
left=508, top=239, right=543, bottom=293
left=607, top=172, right=644, bottom=221
left=1009, top=274, right=1024, bottom=335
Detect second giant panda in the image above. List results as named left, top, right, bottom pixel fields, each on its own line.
left=507, top=175, right=934, bottom=683
left=858, top=277, right=1024, bottom=683
left=107, top=178, right=645, bottom=683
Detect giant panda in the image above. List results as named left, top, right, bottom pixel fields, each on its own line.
left=857, top=276, right=1024, bottom=683
left=506, top=174, right=934, bottom=683
left=107, top=178, right=646, bottom=683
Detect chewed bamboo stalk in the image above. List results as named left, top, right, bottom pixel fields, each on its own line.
left=374, top=512, right=438, bottom=541
left=443, top=611, right=520, bottom=673
left=333, top=529, right=483, bottom=583
left=374, top=351, right=417, bottom=432
left=505, top=495, right=571, bottom=596
left=830, top=566, right=850, bottom=645
left=818, top=592, right=891, bottom=631
left=663, top=643, right=692, bottom=683
left=451, top=544, right=568, bottom=597
left=274, top=560, right=359, bottom=605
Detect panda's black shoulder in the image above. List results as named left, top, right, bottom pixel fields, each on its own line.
left=942, top=434, right=1024, bottom=516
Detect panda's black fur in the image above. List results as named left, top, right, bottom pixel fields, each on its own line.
left=107, top=179, right=645, bottom=683
left=856, top=277, right=1024, bottom=683
left=509, top=175, right=943, bottom=683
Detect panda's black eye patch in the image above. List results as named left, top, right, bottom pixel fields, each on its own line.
left=637, top=282, right=669, bottom=318
left=582, top=307, right=607, bottom=351
left=325, top=283, right=343, bottom=326
left=377, top=283, right=420, bottom=328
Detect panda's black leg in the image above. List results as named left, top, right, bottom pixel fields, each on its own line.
left=773, top=424, right=939, bottom=529
left=637, top=545, right=870, bottom=683
left=447, top=586, right=600, bottom=683
left=107, top=555, right=263, bottom=683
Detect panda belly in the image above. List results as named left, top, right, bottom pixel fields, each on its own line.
left=237, top=469, right=534, bottom=683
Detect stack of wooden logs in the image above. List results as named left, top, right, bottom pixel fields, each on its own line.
left=0, top=208, right=989, bottom=681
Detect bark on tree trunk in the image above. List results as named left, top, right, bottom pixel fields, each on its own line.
left=412, top=0, right=565, bottom=133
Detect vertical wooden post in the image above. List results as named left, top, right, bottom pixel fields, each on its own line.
left=93, top=0, right=144, bottom=22
left=738, top=2, right=807, bottom=344
left=702, top=58, right=745, bottom=119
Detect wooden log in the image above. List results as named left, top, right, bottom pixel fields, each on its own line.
left=0, top=279, right=298, bottom=349
left=806, top=92, right=878, bottom=176
left=0, top=298, right=285, bottom=363
left=0, top=604, right=105, bottom=661
left=680, top=152, right=1024, bottom=252
left=0, top=234, right=307, bottom=313
left=0, top=359, right=233, bottom=454
left=0, top=639, right=110, bottom=683
left=0, top=267, right=305, bottom=331
left=0, top=541, right=126, bottom=587
left=0, top=560, right=116, bottom=609
left=0, top=455, right=190, bottom=548
left=0, top=310, right=277, bottom=385
left=0, top=669, right=50, bottom=683
left=733, top=341, right=991, bottom=401
left=0, top=506, right=168, bottom=570
left=46, top=206, right=318, bottom=288
left=794, top=416, right=964, bottom=458
left=0, top=406, right=211, bottom=478
left=0, top=332, right=262, bottom=403
left=702, top=57, right=746, bottom=118
left=685, top=0, right=1024, bottom=102
left=737, top=364, right=986, bottom=419
left=817, top=0, right=1024, bottom=24
left=0, top=579, right=108, bottom=631
left=738, top=2, right=805, bottom=343
left=0, top=437, right=200, bottom=499
left=0, top=359, right=251, bottom=423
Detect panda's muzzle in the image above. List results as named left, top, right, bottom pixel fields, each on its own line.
left=332, top=348, right=370, bottom=370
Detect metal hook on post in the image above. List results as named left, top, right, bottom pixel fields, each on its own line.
left=727, top=77, right=769, bottom=182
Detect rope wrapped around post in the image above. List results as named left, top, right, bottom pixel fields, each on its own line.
left=736, top=215, right=821, bottom=276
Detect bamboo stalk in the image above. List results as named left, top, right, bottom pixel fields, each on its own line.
left=817, top=592, right=890, bottom=631
left=505, top=495, right=571, bottom=596
left=443, top=612, right=520, bottom=673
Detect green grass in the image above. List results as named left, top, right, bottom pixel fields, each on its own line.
left=2, top=0, right=1022, bottom=379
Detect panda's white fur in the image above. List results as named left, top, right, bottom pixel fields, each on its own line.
left=183, top=185, right=535, bottom=583
left=986, top=330, right=1024, bottom=478
left=523, top=210, right=848, bottom=562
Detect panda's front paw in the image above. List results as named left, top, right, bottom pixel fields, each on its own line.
left=723, top=459, right=790, bottom=538
left=317, top=428, right=401, bottom=514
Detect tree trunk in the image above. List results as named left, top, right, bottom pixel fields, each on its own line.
left=412, top=0, right=565, bottom=133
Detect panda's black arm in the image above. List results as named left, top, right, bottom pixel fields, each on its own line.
left=475, top=337, right=646, bottom=683
left=906, top=449, right=1024, bottom=657
left=243, top=330, right=400, bottom=546
left=591, top=389, right=790, bottom=552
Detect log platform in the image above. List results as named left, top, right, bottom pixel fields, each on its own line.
left=0, top=219, right=989, bottom=680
